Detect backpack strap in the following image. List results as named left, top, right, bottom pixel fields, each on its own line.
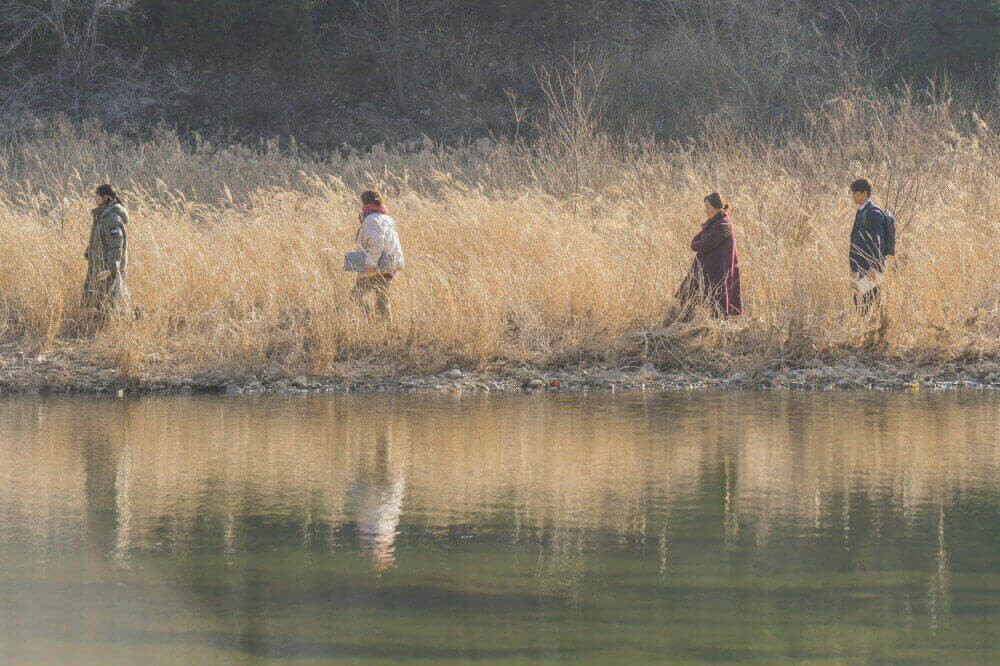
left=862, top=205, right=888, bottom=265
left=862, top=204, right=885, bottom=231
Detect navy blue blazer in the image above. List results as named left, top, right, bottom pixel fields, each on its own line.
left=849, top=200, right=885, bottom=274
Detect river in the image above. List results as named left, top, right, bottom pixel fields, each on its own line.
left=0, top=392, right=997, bottom=664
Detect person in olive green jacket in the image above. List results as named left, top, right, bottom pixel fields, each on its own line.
left=83, top=184, right=131, bottom=325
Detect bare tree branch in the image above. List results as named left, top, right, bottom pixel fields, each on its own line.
left=0, top=0, right=162, bottom=123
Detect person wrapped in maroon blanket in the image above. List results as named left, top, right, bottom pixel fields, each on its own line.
left=676, top=192, right=743, bottom=317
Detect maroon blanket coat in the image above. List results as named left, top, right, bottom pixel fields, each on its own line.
left=677, top=211, right=742, bottom=316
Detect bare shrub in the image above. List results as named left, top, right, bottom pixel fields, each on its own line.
left=604, top=0, right=894, bottom=136
left=0, top=0, right=169, bottom=124
left=347, top=0, right=457, bottom=108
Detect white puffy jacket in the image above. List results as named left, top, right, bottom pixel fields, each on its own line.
left=356, top=212, right=404, bottom=274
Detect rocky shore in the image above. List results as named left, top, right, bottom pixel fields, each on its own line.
left=2, top=348, right=1000, bottom=395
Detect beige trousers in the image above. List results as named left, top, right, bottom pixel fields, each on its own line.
left=350, top=273, right=393, bottom=321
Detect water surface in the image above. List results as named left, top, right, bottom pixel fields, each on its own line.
left=0, top=392, right=998, bottom=664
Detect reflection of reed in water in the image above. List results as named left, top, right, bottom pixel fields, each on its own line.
left=730, top=395, right=1000, bottom=538
left=0, top=401, right=88, bottom=548
left=113, top=441, right=133, bottom=566
left=350, top=430, right=405, bottom=572
left=0, top=394, right=995, bottom=572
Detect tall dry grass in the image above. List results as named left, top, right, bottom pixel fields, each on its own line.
left=0, top=87, right=998, bottom=382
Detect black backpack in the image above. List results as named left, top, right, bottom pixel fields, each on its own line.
left=869, top=206, right=896, bottom=257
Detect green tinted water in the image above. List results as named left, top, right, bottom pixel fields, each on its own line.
left=0, top=392, right=997, bottom=665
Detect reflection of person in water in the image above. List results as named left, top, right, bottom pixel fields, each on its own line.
left=351, top=431, right=405, bottom=572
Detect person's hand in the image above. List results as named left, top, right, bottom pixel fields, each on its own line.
left=97, top=270, right=112, bottom=280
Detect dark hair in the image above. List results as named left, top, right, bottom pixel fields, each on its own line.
left=360, top=189, right=384, bottom=206
left=850, top=178, right=872, bottom=196
left=704, top=192, right=728, bottom=211
left=96, top=184, right=121, bottom=203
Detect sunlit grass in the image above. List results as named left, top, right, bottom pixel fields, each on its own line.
left=0, top=92, right=998, bottom=382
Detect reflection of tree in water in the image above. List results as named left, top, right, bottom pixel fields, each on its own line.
left=350, top=430, right=405, bottom=572
left=928, top=502, right=951, bottom=630
left=534, top=523, right=586, bottom=598
left=723, top=455, right=738, bottom=550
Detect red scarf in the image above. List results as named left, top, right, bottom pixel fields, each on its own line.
left=360, top=203, right=388, bottom=222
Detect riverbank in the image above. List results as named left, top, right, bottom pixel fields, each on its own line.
left=3, top=109, right=1000, bottom=387
left=3, top=348, right=1000, bottom=395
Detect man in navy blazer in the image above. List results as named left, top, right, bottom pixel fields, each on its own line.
left=848, top=178, right=886, bottom=314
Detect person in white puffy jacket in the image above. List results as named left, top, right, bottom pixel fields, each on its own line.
left=350, top=189, right=404, bottom=321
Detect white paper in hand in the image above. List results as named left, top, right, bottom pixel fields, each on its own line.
left=853, top=273, right=883, bottom=296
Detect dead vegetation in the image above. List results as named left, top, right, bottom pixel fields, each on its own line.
left=0, top=80, right=998, bottom=384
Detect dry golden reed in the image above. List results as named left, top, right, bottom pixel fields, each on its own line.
left=0, top=90, right=998, bottom=382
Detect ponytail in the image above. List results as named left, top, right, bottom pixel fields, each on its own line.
left=704, top=192, right=728, bottom=211
left=96, top=184, right=122, bottom=204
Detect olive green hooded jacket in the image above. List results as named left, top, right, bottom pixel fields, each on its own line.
left=86, top=201, right=128, bottom=276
